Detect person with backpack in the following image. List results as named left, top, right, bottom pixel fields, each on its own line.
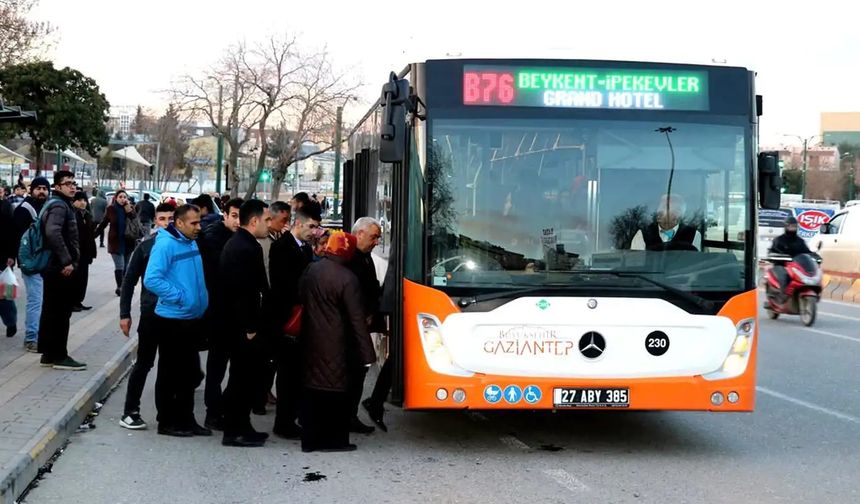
left=95, top=189, right=142, bottom=296
left=35, top=171, right=85, bottom=370
left=11, top=177, right=50, bottom=352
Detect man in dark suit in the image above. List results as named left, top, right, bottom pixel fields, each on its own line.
left=269, top=202, right=321, bottom=439
left=219, top=200, right=272, bottom=447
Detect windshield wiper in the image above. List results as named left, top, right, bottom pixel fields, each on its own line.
left=454, top=273, right=714, bottom=312
left=570, top=271, right=714, bottom=312
left=456, top=286, right=572, bottom=308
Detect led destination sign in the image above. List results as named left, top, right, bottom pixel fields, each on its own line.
left=463, top=65, right=709, bottom=111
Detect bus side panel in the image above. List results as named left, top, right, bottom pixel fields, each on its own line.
left=403, top=280, right=758, bottom=412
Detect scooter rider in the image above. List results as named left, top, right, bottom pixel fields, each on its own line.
left=768, top=216, right=812, bottom=297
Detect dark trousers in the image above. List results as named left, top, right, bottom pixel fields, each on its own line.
left=348, top=365, right=369, bottom=419
left=300, top=388, right=350, bottom=451
left=254, top=332, right=278, bottom=410
left=204, top=332, right=230, bottom=419
left=37, top=271, right=75, bottom=362
left=369, top=357, right=392, bottom=406
left=223, top=331, right=264, bottom=436
left=74, top=261, right=90, bottom=305
left=96, top=223, right=105, bottom=246
left=154, top=316, right=203, bottom=429
left=123, top=313, right=158, bottom=415
left=274, top=337, right=302, bottom=431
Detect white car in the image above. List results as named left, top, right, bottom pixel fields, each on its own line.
left=810, top=205, right=860, bottom=273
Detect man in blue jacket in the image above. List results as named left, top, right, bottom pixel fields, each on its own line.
left=144, top=204, right=210, bottom=438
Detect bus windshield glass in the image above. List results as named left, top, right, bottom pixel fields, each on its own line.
left=427, top=117, right=750, bottom=292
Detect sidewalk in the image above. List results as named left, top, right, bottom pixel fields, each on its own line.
left=0, top=254, right=137, bottom=504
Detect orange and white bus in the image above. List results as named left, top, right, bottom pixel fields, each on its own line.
left=342, top=58, right=781, bottom=412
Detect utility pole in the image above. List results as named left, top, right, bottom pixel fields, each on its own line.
left=216, top=85, right=224, bottom=194
left=801, top=137, right=809, bottom=199
left=784, top=134, right=817, bottom=198
left=332, top=105, right=343, bottom=220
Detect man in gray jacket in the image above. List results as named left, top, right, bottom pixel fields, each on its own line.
left=38, top=171, right=85, bottom=371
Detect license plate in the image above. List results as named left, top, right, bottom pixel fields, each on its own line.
left=553, top=388, right=629, bottom=408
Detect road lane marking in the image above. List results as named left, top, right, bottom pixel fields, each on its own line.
left=499, top=435, right=530, bottom=450
left=543, top=469, right=589, bottom=492
left=757, top=387, right=860, bottom=424
left=819, top=311, right=860, bottom=322
left=820, top=298, right=860, bottom=309
left=804, top=327, right=860, bottom=344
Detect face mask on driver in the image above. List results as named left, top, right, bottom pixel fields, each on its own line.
left=785, top=229, right=798, bottom=238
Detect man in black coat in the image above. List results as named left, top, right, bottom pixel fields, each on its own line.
left=71, top=192, right=96, bottom=312
left=219, top=200, right=271, bottom=447
left=198, top=198, right=243, bottom=431
left=346, top=217, right=383, bottom=434
left=269, top=203, right=320, bottom=439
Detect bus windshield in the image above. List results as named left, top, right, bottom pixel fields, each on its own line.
left=427, top=117, right=750, bottom=292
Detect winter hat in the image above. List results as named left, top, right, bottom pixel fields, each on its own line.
left=324, top=231, right=357, bottom=261
left=30, top=177, right=50, bottom=190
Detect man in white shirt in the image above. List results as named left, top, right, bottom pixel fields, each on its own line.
left=630, top=193, right=702, bottom=251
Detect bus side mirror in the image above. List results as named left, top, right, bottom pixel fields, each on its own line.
left=819, top=222, right=831, bottom=235
left=758, top=151, right=782, bottom=210
left=379, top=72, right=410, bottom=163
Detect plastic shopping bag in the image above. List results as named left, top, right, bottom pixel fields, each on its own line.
left=0, top=267, right=18, bottom=300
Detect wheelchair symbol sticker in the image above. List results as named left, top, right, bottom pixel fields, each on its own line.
left=523, top=385, right=542, bottom=404
left=484, top=384, right=502, bottom=404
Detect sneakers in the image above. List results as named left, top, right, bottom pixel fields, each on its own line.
left=24, top=341, right=39, bottom=353
left=39, top=355, right=53, bottom=367
left=119, top=413, right=147, bottom=430
left=52, top=357, right=87, bottom=371
left=5, top=325, right=16, bottom=338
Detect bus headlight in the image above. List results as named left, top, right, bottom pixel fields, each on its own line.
left=703, top=318, right=755, bottom=381
left=417, top=314, right=474, bottom=377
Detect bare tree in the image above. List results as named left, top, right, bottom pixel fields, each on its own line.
left=240, top=37, right=359, bottom=200
left=154, top=104, right=189, bottom=190
left=264, top=48, right=358, bottom=200
left=0, top=0, right=55, bottom=68
left=171, top=42, right=259, bottom=197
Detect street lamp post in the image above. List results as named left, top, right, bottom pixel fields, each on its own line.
left=783, top=134, right=818, bottom=198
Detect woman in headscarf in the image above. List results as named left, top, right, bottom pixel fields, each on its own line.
left=297, top=231, right=375, bottom=452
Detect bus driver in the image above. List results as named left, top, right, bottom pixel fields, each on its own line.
left=630, top=193, right=701, bottom=251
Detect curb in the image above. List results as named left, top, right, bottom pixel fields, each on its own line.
left=0, top=337, right=137, bottom=504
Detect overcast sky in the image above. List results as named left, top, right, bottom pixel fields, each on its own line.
left=31, top=0, right=860, bottom=146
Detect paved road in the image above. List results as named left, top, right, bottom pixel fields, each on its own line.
left=22, top=300, right=860, bottom=504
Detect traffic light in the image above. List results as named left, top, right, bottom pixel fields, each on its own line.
left=778, top=159, right=785, bottom=169
left=260, top=170, right=270, bottom=182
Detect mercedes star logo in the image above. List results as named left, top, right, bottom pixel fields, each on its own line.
left=579, top=332, right=606, bottom=359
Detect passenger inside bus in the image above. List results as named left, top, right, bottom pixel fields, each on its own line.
left=629, top=193, right=702, bottom=251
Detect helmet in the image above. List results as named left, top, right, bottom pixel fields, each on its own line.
left=785, top=216, right=798, bottom=227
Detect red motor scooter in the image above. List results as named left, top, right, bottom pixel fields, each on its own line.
left=764, top=253, right=822, bottom=326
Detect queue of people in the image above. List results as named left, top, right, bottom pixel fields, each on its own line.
left=2, top=180, right=386, bottom=451
left=116, top=192, right=386, bottom=452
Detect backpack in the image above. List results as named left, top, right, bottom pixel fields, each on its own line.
left=18, top=199, right=66, bottom=275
